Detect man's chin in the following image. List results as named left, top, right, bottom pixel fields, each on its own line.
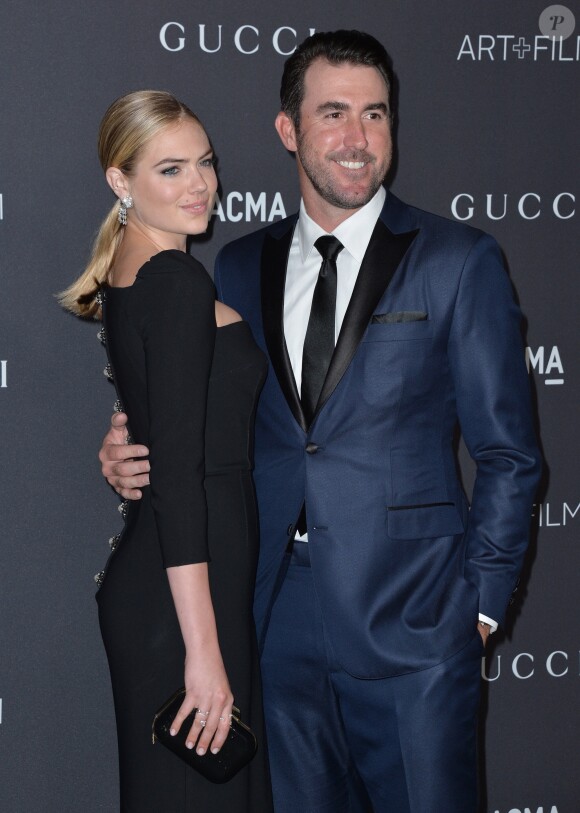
left=328, top=186, right=380, bottom=210
left=304, top=166, right=383, bottom=211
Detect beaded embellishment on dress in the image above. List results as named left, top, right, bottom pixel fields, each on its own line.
left=94, top=313, right=127, bottom=589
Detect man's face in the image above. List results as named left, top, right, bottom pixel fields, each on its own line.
left=276, top=59, right=392, bottom=228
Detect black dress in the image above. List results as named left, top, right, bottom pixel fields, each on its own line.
left=96, top=250, right=272, bottom=812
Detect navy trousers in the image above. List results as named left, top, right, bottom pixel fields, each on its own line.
left=260, top=541, right=483, bottom=813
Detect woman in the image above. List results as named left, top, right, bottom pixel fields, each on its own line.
left=60, top=91, right=273, bottom=812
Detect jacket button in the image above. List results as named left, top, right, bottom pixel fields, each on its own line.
left=306, top=443, right=318, bottom=454
left=287, top=524, right=294, bottom=536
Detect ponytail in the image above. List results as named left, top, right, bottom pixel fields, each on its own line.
left=58, top=202, right=123, bottom=319
left=59, top=90, right=202, bottom=319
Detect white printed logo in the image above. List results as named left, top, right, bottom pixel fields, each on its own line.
left=525, top=346, right=564, bottom=386
left=491, top=806, right=559, bottom=813
left=532, top=502, right=580, bottom=528
left=160, top=23, right=316, bottom=55
left=457, top=33, right=579, bottom=61
left=483, top=650, right=577, bottom=681
left=212, top=192, right=286, bottom=223
left=451, top=194, right=575, bottom=221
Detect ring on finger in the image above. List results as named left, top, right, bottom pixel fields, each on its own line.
left=196, top=709, right=210, bottom=716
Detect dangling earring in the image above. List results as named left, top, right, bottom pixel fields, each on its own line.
left=118, top=195, right=133, bottom=225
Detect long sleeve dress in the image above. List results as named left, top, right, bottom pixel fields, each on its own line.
left=96, top=250, right=272, bottom=812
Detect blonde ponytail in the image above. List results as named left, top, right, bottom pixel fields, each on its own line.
left=59, top=89, right=202, bottom=320
left=58, top=202, right=124, bottom=319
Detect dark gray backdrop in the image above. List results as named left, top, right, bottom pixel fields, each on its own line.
left=1, top=2, right=578, bottom=811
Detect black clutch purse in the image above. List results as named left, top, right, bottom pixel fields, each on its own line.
left=152, top=688, right=257, bottom=783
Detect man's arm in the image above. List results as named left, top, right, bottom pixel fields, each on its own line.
left=448, top=233, right=542, bottom=628
left=99, top=411, right=150, bottom=500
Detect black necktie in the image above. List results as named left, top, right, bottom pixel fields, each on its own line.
left=301, top=235, right=344, bottom=426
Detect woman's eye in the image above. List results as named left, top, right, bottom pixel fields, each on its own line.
left=199, top=157, right=216, bottom=168
left=161, top=166, right=179, bottom=176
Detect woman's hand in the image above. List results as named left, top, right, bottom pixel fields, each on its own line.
left=170, top=646, right=234, bottom=755
left=166, top=563, right=234, bottom=755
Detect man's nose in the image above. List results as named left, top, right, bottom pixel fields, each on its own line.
left=343, top=118, right=368, bottom=150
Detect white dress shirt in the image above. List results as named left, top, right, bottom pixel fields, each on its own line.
left=284, top=187, right=386, bottom=394
left=283, top=186, right=497, bottom=633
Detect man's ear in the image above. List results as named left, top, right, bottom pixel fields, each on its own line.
left=105, top=167, right=130, bottom=200
left=274, top=111, right=298, bottom=153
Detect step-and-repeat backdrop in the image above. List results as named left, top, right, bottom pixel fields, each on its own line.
left=1, top=2, right=577, bottom=811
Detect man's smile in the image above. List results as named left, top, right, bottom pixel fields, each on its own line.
left=335, top=159, right=367, bottom=169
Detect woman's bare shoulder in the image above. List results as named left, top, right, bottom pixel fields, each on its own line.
left=215, top=301, right=242, bottom=328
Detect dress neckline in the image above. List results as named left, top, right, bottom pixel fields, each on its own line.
left=103, top=283, right=246, bottom=332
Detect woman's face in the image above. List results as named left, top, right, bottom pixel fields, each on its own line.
left=124, top=118, right=217, bottom=247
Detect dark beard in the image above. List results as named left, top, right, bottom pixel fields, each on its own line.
left=296, top=138, right=388, bottom=210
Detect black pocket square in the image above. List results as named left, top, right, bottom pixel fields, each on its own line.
left=371, top=311, right=428, bottom=324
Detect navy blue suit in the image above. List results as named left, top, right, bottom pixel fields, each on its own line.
left=214, top=192, right=541, bottom=811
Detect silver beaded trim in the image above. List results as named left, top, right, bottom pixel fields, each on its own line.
left=118, top=500, right=128, bottom=519
left=109, top=534, right=121, bottom=551
left=94, top=570, right=105, bottom=586
left=103, top=364, right=113, bottom=381
left=95, top=289, right=106, bottom=306
left=113, top=399, right=123, bottom=413
left=97, top=326, right=106, bottom=346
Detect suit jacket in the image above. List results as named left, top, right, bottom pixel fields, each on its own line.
left=214, top=192, right=541, bottom=679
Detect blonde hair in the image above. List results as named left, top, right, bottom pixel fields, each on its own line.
left=59, top=90, right=202, bottom=318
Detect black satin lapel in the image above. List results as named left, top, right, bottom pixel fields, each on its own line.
left=260, top=227, right=307, bottom=432
left=315, top=219, right=419, bottom=416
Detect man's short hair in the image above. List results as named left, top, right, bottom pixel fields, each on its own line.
left=280, top=30, right=393, bottom=128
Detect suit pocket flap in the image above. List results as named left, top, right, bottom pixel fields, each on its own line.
left=363, top=320, right=433, bottom=342
left=372, top=311, right=427, bottom=324
left=387, top=503, right=464, bottom=540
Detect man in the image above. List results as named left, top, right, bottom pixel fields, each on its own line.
left=101, top=31, right=541, bottom=812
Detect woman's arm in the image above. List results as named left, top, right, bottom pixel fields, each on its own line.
left=133, top=253, right=231, bottom=753
left=166, top=564, right=233, bottom=754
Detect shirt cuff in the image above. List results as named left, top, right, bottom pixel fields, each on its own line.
left=478, top=613, right=498, bottom=634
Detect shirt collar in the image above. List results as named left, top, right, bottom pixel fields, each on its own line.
left=297, top=186, right=387, bottom=264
